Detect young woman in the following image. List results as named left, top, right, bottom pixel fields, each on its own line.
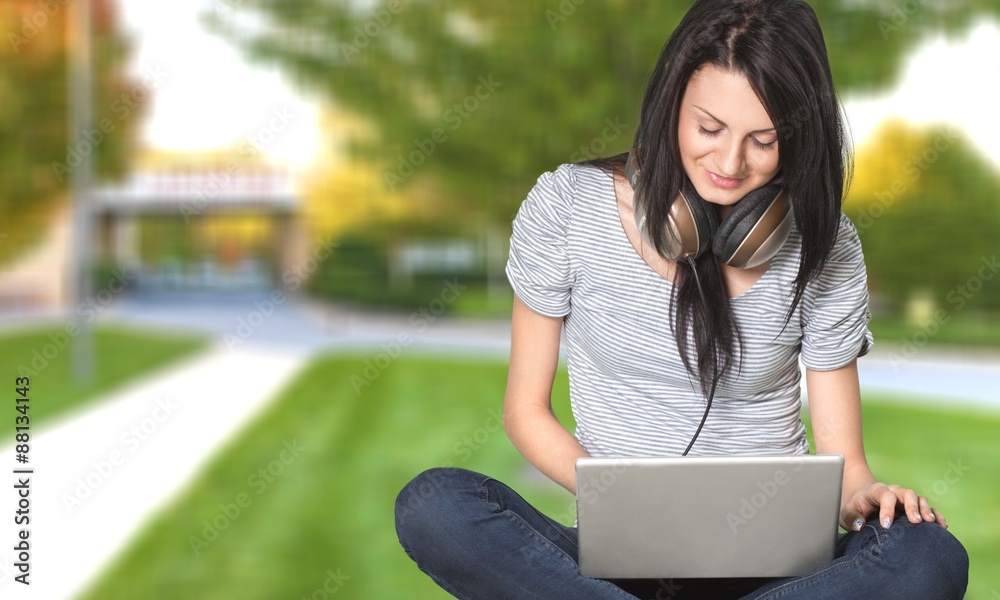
left=394, top=1, right=970, bottom=598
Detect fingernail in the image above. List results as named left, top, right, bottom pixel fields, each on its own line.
left=853, top=518, right=865, bottom=531
left=882, top=516, right=892, bottom=529
left=927, top=513, right=936, bottom=521
left=913, top=512, right=922, bottom=522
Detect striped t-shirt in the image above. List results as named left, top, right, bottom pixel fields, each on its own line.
left=504, top=162, right=875, bottom=457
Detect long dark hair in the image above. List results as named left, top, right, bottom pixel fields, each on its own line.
left=576, top=0, right=852, bottom=396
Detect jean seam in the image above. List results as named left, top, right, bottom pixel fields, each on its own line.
left=870, top=521, right=886, bottom=545
left=503, top=508, right=638, bottom=600
left=478, top=475, right=580, bottom=550
left=747, top=524, right=882, bottom=599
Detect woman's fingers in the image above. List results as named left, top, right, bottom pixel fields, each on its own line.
left=900, top=487, right=923, bottom=523
left=931, top=507, right=948, bottom=529
left=919, top=495, right=935, bottom=522
left=851, top=483, right=948, bottom=531
left=878, top=487, right=897, bottom=528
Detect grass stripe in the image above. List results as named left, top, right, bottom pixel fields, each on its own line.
left=76, top=352, right=999, bottom=600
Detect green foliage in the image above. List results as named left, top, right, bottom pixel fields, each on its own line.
left=202, top=0, right=1000, bottom=230
left=0, top=1, right=142, bottom=268
left=846, top=128, right=1000, bottom=313
left=306, top=218, right=490, bottom=311
left=306, top=230, right=391, bottom=305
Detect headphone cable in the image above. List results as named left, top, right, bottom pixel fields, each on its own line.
left=681, top=255, right=719, bottom=457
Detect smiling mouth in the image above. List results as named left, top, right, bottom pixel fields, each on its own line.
left=706, top=170, right=744, bottom=189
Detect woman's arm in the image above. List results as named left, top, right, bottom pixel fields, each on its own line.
left=503, top=295, right=590, bottom=494
left=806, top=359, right=947, bottom=530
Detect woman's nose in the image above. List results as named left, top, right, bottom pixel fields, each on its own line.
left=715, top=137, right=745, bottom=177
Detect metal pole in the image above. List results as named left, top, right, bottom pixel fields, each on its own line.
left=70, top=0, right=94, bottom=381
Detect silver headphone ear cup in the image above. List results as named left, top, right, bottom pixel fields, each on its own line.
left=713, top=185, right=790, bottom=268
left=679, top=179, right=719, bottom=259
left=630, top=178, right=720, bottom=260
left=626, top=147, right=731, bottom=261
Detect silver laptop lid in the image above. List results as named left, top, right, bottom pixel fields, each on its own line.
left=575, top=455, right=844, bottom=579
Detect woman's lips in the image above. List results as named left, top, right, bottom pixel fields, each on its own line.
left=707, top=170, right=744, bottom=189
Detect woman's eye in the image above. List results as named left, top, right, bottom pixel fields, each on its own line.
left=751, top=137, right=777, bottom=151
left=698, top=125, right=722, bottom=137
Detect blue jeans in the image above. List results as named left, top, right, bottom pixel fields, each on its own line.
left=394, top=467, right=969, bottom=599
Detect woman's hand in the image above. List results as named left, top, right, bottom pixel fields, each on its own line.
left=804, top=364, right=950, bottom=534
left=840, top=481, right=948, bottom=532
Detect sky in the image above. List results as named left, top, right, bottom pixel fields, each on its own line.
left=117, top=0, right=324, bottom=171
left=841, top=19, right=1000, bottom=169
left=116, top=1, right=1000, bottom=171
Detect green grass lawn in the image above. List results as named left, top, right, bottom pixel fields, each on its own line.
left=805, top=398, right=1000, bottom=600
left=76, top=352, right=1000, bottom=600
left=868, top=313, right=1000, bottom=349
left=447, top=287, right=519, bottom=318
left=1, top=323, right=210, bottom=441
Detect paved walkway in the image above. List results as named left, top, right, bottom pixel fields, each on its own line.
left=851, top=351, right=1000, bottom=410
left=0, top=291, right=996, bottom=599
left=0, top=337, right=312, bottom=599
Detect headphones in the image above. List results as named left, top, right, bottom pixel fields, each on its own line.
left=625, top=147, right=792, bottom=269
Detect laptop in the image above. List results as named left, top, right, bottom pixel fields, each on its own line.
left=575, top=454, right=844, bottom=579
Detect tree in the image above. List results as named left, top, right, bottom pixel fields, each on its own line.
left=201, top=0, right=1000, bottom=229
left=845, top=120, right=1000, bottom=313
left=300, top=110, right=413, bottom=243
left=0, top=0, right=142, bottom=267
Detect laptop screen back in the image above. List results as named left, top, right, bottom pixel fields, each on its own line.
left=575, top=455, right=844, bottom=579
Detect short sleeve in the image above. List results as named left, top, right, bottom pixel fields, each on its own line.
left=504, top=163, right=576, bottom=318
left=800, top=213, right=875, bottom=371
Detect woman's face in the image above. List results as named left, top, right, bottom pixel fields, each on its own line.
left=677, top=64, right=781, bottom=209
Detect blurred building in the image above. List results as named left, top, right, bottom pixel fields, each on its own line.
left=94, top=160, right=308, bottom=295
left=0, top=156, right=309, bottom=310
